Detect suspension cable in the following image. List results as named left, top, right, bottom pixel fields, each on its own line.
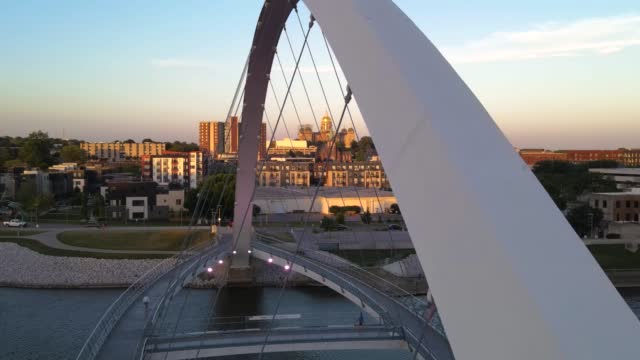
left=257, top=84, right=353, bottom=359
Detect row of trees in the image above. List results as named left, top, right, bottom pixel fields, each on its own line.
left=1, top=132, right=200, bottom=171
left=184, top=173, right=236, bottom=222
left=1, top=131, right=86, bottom=170
left=533, top=160, right=619, bottom=210
left=532, top=160, right=618, bottom=237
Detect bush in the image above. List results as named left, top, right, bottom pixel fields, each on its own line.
left=336, top=212, right=345, bottom=225
left=329, top=205, right=342, bottom=214
left=320, top=216, right=335, bottom=231
left=329, top=205, right=361, bottom=215
left=361, top=210, right=372, bottom=224
left=390, top=203, right=401, bottom=214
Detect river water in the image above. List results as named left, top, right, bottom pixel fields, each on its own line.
left=1, top=287, right=640, bottom=360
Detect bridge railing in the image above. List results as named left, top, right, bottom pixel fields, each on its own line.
left=256, top=233, right=445, bottom=336
left=74, top=241, right=213, bottom=360
left=151, top=311, right=384, bottom=337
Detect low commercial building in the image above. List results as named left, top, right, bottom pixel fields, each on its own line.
left=104, top=181, right=157, bottom=220
left=586, top=188, right=640, bottom=223
left=81, top=141, right=166, bottom=161
left=267, top=138, right=317, bottom=158
left=314, top=161, right=390, bottom=189
left=252, top=187, right=397, bottom=214
left=257, top=161, right=312, bottom=187
left=156, top=188, right=185, bottom=213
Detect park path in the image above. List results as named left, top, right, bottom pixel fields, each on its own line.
left=0, top=225, right=209, bottom=255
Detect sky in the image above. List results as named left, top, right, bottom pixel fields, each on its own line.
left=1, top=0, right=639, bottom=149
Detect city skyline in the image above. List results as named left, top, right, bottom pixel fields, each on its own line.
left=2, top=0, right=639, bottom=149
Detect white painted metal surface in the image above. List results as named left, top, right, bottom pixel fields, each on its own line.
left=303, top=0, right=640, bottom=359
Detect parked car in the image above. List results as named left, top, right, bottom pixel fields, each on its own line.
left=3, top=219, right=27, bottom=228
left=332, top=224, right=350, bottom=231
left=387, top=224, right=403, bottom=231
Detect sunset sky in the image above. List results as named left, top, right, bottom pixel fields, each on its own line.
left=1, top=0, right=639, bottom=149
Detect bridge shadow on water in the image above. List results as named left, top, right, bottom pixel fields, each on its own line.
left=154, top=286, right=413, bottom=360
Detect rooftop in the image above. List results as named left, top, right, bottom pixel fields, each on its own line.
left=589, top=168, right=640, bottom=176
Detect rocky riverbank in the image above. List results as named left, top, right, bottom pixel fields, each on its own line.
left=0, top=243, right=318, bottom=289
left=0, top=243, right=165, bottom=288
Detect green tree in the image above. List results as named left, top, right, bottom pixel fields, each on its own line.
left=19, top=131, right=53, bottom=168
left=390, top=203, right=401, bottom=214
left=15, top=180, right=37, bottom=207
left=533, top=160, right=618, bottom=211
left=60, top=145, right=86, bottom=162
left=30, top=193, right=54, bottom=213
left=355, top=136, right=375, bottom=161
left=94, top=194, right=106, bottom=219
left=566, top=204, right=603, bottom=238
left=184, top=173, right=236, bottom=220
left=320, top=216, right=335, bottom=231
left=80, top=192, right=88, bottom=219
left=165, top=141, right=200, bottom=152
left=0, top=147, right=10, bottom=169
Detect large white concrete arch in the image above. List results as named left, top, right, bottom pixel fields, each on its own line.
left=234, top=0, right=640, bottom=359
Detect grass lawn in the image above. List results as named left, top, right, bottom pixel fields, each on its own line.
left=328, top=249, right=416, bottom=267
left=57, top=229, right=210, bottom=251
left=587, top=245, right=640, bottom=270
left=0, top=238, right=170, bottom=259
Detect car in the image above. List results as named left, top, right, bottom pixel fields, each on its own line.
left=332, top=224, right=350, bottom=231
left=3, top=219, right=27, bottom=228
left=387, top=224, right=403, bottom=231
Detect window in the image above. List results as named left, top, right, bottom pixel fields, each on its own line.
left=616, top=201, right=621, bottom=208
left=636, top=201, right=639, bottom=208
left=176, top=199, right=182, bottom=205
left=627, top=200, right=631, bottom=208
left=616, top=214, right=620, bottom=221
left=635, top=214, right=639, bottom=222
left=132, top=200, right=145, bottom=206
left=594, top=200, right=599, bottom=208
left=626, top=213, right=631, bottom=221
left=603, top=200, right=608, bottom=208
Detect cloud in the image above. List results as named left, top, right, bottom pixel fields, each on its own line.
left=443, top=14, right=640, bottom=64
left=150, top=58, right=217, bottom=69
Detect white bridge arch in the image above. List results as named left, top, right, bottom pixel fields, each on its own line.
left=232, top=1, right=640, bottom=359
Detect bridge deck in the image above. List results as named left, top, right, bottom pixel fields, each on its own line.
left=252, top=239, right=454, bottom=360
left=96, top=242, right=229, bottom=360
left=144, top=326, right=407, bottom=359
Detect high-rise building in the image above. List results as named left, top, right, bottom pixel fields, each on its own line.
left=199, top=122, right=210, bottom=152
left=199, top=121, right=225, bottom=157
left=225, top=116, right=239, bottom=154
left=141, top=151, right=206, bottom=189
left=258, top=122, right=268, bottom=160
